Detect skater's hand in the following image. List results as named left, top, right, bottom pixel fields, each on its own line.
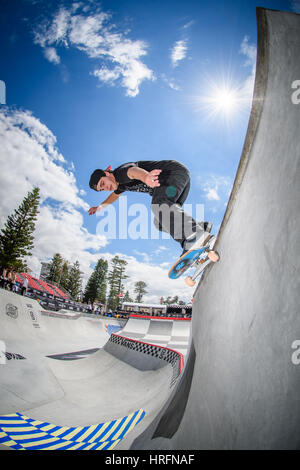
left=88, top=205, right=102, bottom=215
left=144, top=169, right=162, bottom=188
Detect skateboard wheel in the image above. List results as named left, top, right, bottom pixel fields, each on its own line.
left=185, top=276, right=196, bottom=287
left=207, top=250, right=220, bottom=262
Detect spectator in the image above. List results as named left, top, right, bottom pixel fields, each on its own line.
left=6, top=268, right=13, bottom=291
left=22, top=277, right=28, bottom=296
left=10, top=270, right=17, bottom=292
left=0, top=267, right=8, bottom=289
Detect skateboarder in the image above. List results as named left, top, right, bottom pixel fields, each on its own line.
left=88, top=160, right=212, bottom=256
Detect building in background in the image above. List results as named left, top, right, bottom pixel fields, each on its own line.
left=40, top=262, right=50, bottom=282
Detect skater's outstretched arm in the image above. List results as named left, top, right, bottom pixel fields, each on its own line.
left=88, top=192, right=121, bottom=215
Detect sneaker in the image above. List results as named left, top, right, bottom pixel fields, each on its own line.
left=202, top=221, right=213, bottom=233
left=180, top=230, right=212, bottom=257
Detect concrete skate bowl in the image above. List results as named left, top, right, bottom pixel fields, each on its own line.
left=131, top=8, right=300, bottom=450
left=0, top=291, right=189, bottom=450
left=1, top=6, right=299, bottom=452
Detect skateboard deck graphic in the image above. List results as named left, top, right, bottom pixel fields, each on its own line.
left=168, top=235, right=220, bottom=286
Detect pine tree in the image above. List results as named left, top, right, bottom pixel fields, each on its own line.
left=47, top=253, right=64, bottom=284
left=59, top=261, right=70, bottom=290
left=83, top=259, right=108, bottom=304
left=0, top=187, right=40, bottom=271
left=162, top=295, right=179, bottom=305
left=107, top=256, right=129, bottom=310
left=123, top=290, right=133, bottom=303
left=134, top=281, right=148, bottom=303
left=66, top=260, right=82, bottom=301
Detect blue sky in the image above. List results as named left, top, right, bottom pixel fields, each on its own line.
left=0, top=0, right=296, bottom=303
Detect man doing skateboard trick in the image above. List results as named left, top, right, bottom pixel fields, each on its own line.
left=88, top=160, right=212, bottom=256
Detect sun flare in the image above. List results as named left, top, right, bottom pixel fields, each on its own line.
left=193, top=74, right=250, bottom=124
left=215, top=88, right=238, bottom=113
left=203, top=85, right=240, bottom=117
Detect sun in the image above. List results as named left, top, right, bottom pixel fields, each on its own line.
left=192, top=73, right=250, bottom=124
left=214, top=87, right=238, bottom=114
left=200, top=84, right=240, bottom=119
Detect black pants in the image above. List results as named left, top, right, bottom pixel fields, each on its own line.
left=151, top=162, right=200, bottom=247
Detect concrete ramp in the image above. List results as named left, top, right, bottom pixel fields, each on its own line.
left=0, top=291, right=121, bottom=359
left=131, top=8, right=300, bottom=450
left=119, top=314, right=191, bottom=357
left=0, top=290, right=183, bottom=450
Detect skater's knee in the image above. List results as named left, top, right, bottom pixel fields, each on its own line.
left=151, top=201, right=181, bottom=221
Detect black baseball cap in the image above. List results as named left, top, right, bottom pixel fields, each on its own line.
left=89, top=169, right=106, bottom=191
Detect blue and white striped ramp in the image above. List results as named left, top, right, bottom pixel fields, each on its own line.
left=0, top=409, right=145, bottom=450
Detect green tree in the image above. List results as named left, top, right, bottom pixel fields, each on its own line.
left=161, top=295, right=179, bottom=305
left=47, top=253, right=64, bottom=284
left=59, top=261, right=70, bottom=290
left=66, top=260, right=82, bottom=301
left=123, top=290, right=133, bottom=303
left=0, top=187, right=40, bottom=271
left=83, top=258, right=108, bottom=304
left=107, top=256, right=128, bottom=310
left=134, top=281, right=148, bottom=303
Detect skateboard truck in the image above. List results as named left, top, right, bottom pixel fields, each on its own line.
left=185, top=250, right=220, bottom=287
left=168, top=235, right=220, bottom=286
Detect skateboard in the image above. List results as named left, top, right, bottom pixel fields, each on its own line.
left=168, top=235, right=220, bottom=287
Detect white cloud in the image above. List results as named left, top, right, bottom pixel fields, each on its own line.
left=44, top=47, right=61, bottom=64
left=161, top=73, right=180, bottom=91
left=240, top=36, right=256, bottom=67
left=168, top=81, right=180, bottom=91
left=0, top=108, right=192, bottom=302
left=33, top=4, right=155, bottom=97
left=68, top=12, right=111, bottom=54
left=156, top=245, right=168, bottom=253
left=239, top=36, right=257, bottom=103
left=93, top=66, right=121, bottom=85
left=159, top=262, right=170, bottom=269
left=199, top=174, right=233, bottom=206
left=171, top=39, right=188, bottom=68
left=0, top=108, right=107, bottom=283
left=133, top=250, right=150, bottom=264
left=34, top=6, right=71, bottom=47
left=182, top=21, right=195, bottom=30
left=205, top=188, right=220, bottom=201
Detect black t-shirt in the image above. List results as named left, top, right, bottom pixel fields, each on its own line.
left=113, top=160, right=186, bottom=195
